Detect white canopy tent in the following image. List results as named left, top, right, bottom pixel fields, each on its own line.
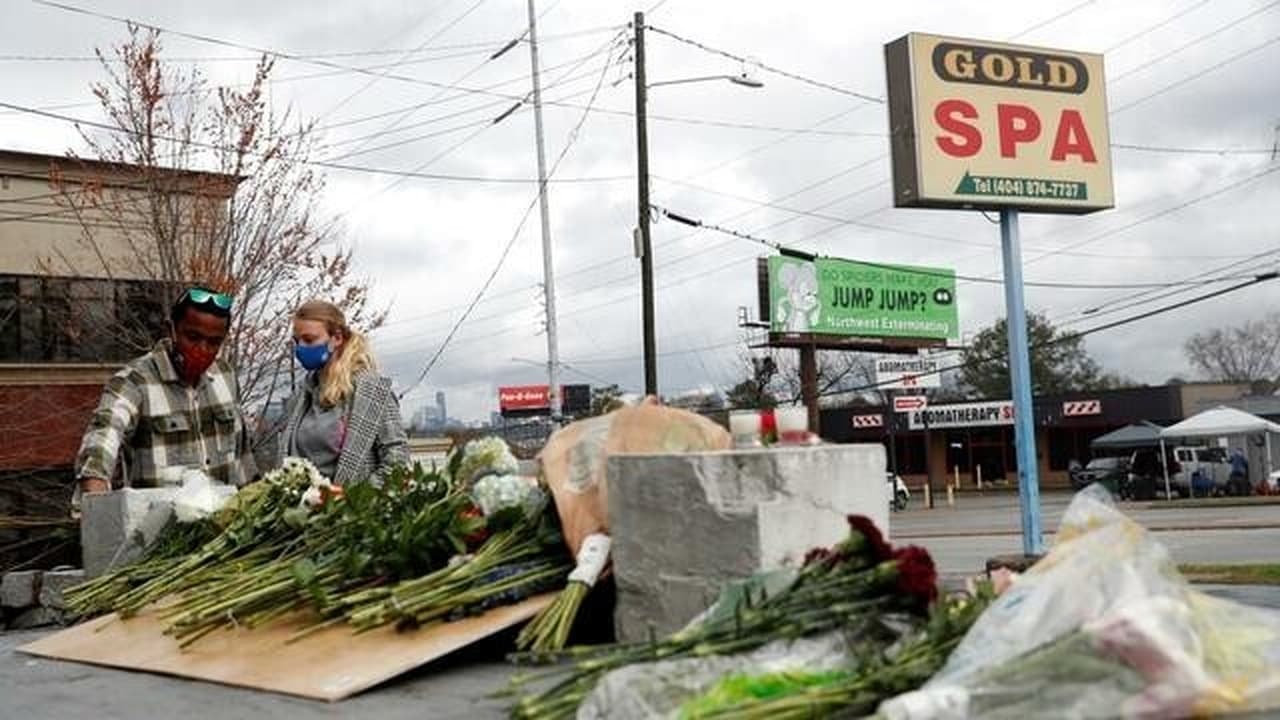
left=1158, top=406, right=1280, bottom=499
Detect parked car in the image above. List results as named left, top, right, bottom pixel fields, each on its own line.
left=1070, top=456, right=1130, bottom=494
left=888, top=473, right=910, bottom=511
left=1170, top=446, right=1232, bottom=498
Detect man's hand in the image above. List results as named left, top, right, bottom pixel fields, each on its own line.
left=79, top=478, right=110, bottom=494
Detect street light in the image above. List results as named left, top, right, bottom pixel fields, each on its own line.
left=634, top=10, right=763, bottom=398
left=648, top=73, right=765, bottom=89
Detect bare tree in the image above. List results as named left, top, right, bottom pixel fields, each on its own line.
left=727, top=349, right=878, bottom=409
left=45, top=25, right=383, bottom=411
left=1185, top=314, right=1280, bottom=393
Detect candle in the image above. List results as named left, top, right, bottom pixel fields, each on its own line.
left=729, top=410, right=762, bottom=447
left=774, top=405, right=809, bottom=444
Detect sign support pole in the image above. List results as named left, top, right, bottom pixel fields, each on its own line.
left=887, top=391, right=898, bottom=476
left=923, top=409, right=935, bottom=509
left=999, top=208, right=1044, bottom=555
left=799, top=343, right=819, bottom=434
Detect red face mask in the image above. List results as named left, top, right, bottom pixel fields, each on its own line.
left=174, top=344, right=218, bottom=385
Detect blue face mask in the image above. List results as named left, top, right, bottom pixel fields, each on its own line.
left=294, top=342, right=331, bottom=371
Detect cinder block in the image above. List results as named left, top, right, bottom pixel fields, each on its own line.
left=38, top=568, right=86, bottom=610
left=1, top=570, right=42, bottom=608
left=80, top=488, right=179, bottom=578
left=608, top=444, right=889, bottom=642
left=11, top=605, right=66, bottom=630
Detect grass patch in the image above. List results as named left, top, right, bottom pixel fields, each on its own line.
left=1179, top=563, right=1280, bottom=585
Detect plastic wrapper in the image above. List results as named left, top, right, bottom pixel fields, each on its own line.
left=879, top=485, right=1280, bottom=719
left=539, top=398, right=731, bottom=556
left=449, top=436, right=520, bottom=488
left=578, top=630, right=867, bottom=720
left=171, top=469, right=237, bottom=523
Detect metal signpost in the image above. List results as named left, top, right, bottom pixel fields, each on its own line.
left=885, top=33, right=1115, bottom=555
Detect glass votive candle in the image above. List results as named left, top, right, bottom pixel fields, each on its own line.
left=774, top=405, right=810, bottom=444
left=729, top=410, right=762, bottom=447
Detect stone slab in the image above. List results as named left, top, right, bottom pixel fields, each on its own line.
left=38, top=569, right=85, bottom=611
left=80, top=488, right=179, bottom=578
left=1, top=571, right=42, bottom=609
left=10, top=607, right=66, bottom=630
left=608, top=444, right=888, bottom=641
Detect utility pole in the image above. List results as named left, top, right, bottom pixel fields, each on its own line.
left=634, top=11, right=657, bottom=397
left=527, top=0, right=562, bottom=421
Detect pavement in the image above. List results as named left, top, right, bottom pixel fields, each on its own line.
left=0, top=627, right=516, bottom=720
left=892, top=489, right=1280, bottom=575
left=3, top=489, right=1278, bottom=719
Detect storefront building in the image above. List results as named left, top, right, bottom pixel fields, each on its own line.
left=821, top=382, right=1265, bottom=489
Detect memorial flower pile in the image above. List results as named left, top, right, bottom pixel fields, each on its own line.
left=66, top=439, right=572, bottom=648
left=507, top=515, right=945, bottom=720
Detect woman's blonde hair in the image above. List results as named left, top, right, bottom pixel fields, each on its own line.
left=294, top=300, right=375, bottom=408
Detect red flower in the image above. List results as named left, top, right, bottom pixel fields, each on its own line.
left=460, top=506, right=489, bottom=547
left=760, top=409, right=776, bottom=435
left=803, top=547, right=834, bottom=567
left=890, top=545, right=938, bottom=609
left=846, top=515, right=893, bottom=562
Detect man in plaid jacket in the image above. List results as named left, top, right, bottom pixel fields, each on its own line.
left=75, top=287, right=257, bottom=496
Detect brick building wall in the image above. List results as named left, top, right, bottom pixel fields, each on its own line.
left=0, top=384, right=101, bottom=472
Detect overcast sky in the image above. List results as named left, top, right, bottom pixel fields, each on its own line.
left=3, top=0, right=1279, bottom=421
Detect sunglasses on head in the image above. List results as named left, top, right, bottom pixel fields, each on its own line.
left=184, top=287, right=234, bottom=311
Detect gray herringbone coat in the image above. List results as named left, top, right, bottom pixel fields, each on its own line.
left=277, top=370, right=409, bottom=486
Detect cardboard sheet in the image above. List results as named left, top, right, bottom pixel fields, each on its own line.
left=18, top=594, right=553, bottom=701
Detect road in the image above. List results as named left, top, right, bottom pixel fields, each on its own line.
left=891, top=490, right=1280, bottom=574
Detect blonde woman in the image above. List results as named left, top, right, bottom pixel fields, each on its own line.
left=278, top=300, right=409, bottom=485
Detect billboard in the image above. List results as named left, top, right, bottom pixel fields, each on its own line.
left=498, top=384, right=590, bottom=416
left=885, top=33, right=1113, bottom=213
left=875, top=356, right=942, bottom=389
left=767, top=256, right=958, bottom=343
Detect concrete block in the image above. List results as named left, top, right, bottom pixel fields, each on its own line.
left=39, top=568, right=86, bottom=610
left=10, top=606, right=66, bottom=630
left=1, top=570, right=43, bottom=608
left=80, top=488, right=179, bottom=578
left=608, top=444, right=888, bottom=641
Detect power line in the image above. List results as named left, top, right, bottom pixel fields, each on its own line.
left=25, top=1, right=888, bottom=139
left=1112, top=142, right=1275, bottom=156
left=0, top=100, right=633, bottom=184
left=395, top=35, right=616, bottom=398
left=323, top=27, right=629, bottom=230
left=647, top=204, right=1266, bottom=290
left=0, top=25, right=624, bottom=63
left=1008, top=0, right=1097, bottom=40
left=645, top=24, right=883, bottom=104
left=311, top=50, right=617, bottom=156
left=1057, top=247, right=1280, bottom=326
left=1113, top=30, right=1280, bottom=113
left=320, top=0, right=511, bottom=161
left=648, top=174, right=1273, bottom=261
left=1022, top=162, right=1280, bottom=267
left=1109, top=0, right=1280, bottom=84
left=1104, top=0, right=1210, bottom=53
left=319, top=75, right=608, bottom=162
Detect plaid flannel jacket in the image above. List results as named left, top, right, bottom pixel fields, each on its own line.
left=277, top=370, right=409, bottom=486
left=76, top=340, right=255, bottom=488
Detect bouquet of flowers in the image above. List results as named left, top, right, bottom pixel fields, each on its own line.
left=66, top=438, right=574, bottom=650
